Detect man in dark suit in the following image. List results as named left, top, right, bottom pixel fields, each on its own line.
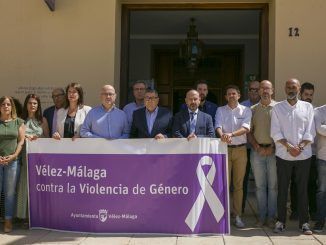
left=173, top=89, right=215, bottom=140
left=130, top=89, right=172, bottom=139
left=180, top=80, right=217, bottom=124
left=43, top=88, right=65, bottom=136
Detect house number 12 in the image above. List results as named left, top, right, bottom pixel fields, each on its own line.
left=289, top=27, right=299, bottom=37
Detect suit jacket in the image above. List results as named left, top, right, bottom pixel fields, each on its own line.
left=130, top=107, right=173, bottom=138
left=172, top=109, right=215, bottom=138
left=43, top=105, right=56, bottom=134
left=56, top=105, right=92, bottom=137
left=180, top=100, right=217, bottom=125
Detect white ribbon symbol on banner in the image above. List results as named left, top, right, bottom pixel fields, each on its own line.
left=185, top=156, right=225, bottom=232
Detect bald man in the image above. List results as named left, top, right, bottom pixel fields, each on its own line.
left=247, top=80, right=277, bottom=227
left=172, top=89, right=214, bottom=140
left=271, top=78, right=315, bottom=235
left=80, top=85, right=129, bottom=139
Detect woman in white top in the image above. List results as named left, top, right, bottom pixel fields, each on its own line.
left=53, top=83, right=91, bottom=140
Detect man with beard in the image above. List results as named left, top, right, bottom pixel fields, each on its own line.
left=215, top=84, right=252, bottom=228
left=247, top=80, right=277, bottom=227
left=180, top=80, right=217, bottom=124
left=290, top=82, right=317, bottom=221
left=172, top=89, right=214, bottom=139
left=271, top=78, right=315, bottom=235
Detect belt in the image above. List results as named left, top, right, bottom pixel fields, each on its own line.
left=258, top=144, right=272, bottom=148
left=228, top=143, right=246, bottom=148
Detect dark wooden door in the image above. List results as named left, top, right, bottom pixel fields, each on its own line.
left=152, top=46, right=243, bottom=113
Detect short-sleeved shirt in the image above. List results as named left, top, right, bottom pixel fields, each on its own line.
left=0, top=118, right=24, bottom=157
left=215, top=103, right=252, bottom=145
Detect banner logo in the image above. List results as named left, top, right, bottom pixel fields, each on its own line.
left=99, top=209, right=108, bottom=222
left=185, top=156, right=225, bottom=232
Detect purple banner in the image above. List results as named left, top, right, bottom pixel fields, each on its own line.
left=28, top=153, right=229, bottom=234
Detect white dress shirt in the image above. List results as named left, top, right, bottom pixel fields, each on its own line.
left=215, top=103, right=252, bottom=145
left=271, top=100, right=315, bottom=161
left=314, top=105, right=326, bottom=161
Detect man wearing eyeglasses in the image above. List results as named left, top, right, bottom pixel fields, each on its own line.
left=80, top=85, right=129, bottom=139
left=130, top=89, right=172, bottom=139
left=123, top=80, right=147, bottom=127
left=43, top=88, right=65, bottom=135
left=240, top=80, right=260, bottom=214
left=241, top=80, right=260, bottom=107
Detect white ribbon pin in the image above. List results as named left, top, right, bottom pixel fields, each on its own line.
left=185, top=156, right=225, bottom=232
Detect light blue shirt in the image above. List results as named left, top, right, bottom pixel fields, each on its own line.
left=145, top=107, right=158, bottom=134
left=80, top=105, right=129, bottom=139
left=123, top=102, right=144, bottom=127
left=241, top=99, right=253, bottom=108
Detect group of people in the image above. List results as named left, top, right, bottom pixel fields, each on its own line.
left=0, top=79, right=325, bottom=235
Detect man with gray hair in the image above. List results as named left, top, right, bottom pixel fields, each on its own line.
left=43, top=87, right=65, bottom=135
left=271, top=78, right=315, bottom=235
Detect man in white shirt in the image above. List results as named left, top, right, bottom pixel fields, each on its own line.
left=290, top=82, right=316, bottom=221
left=271, top=78, right=315, bottom=235
left=215, top=84, right=252, bottom=228
left=313, top=104, right=326, bottom=232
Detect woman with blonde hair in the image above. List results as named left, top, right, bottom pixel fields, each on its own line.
left=0, top=96, right=25, bottom=232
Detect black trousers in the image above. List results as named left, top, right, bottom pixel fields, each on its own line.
left=276, top=157, right=311, bottom=226
left=290, top=155, right=317, bottom=215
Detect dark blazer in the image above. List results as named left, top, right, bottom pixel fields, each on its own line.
left=172, top=109, right=215, bottom=138
left=43, top=105, right=55, bottom=134
left=180, top=100, right=217, bottom=125
left=130, top=107, right=173, bottom=138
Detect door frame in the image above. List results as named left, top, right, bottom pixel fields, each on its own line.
left=120, top=3, right=269, bottom=106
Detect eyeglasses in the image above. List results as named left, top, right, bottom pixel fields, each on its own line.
left=101, top=92, right=115, bottom=97
left=145, top=96, right=158, bottom=101
left=52, top=93, right=65, bottom=99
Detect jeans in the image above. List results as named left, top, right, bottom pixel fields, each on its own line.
left=316, top=159, right=326, bottom=223
left=0, top=159, right=20, bottom=219
left=251, top=150, right=277, bottom=222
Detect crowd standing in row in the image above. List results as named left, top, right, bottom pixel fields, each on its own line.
left=0, top=79, right=325, bottom=235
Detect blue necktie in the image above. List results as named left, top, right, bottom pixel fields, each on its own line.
left=190, top=112, right=196, bottom=134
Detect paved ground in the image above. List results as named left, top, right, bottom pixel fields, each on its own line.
left=0, top=194, right=325, bottom=245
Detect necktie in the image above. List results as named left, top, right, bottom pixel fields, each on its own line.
left=190, top=112, right=196, bottom=134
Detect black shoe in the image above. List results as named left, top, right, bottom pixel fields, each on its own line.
left=289, top=212, right=298, bottom=220
left=313, top=221, right=325, bottom=233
